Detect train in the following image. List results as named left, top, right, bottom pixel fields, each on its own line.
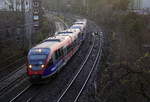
left=27, top=19, right=87, bottom=81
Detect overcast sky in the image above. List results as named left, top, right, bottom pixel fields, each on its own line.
left=0, top=0, right=4, bottom=9
left=142, top=0, right=150, bottom=8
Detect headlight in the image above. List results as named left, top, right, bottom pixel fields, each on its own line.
left=41, top=65, right=45, bottom=68
left=29, top=65, right=32, bottom=68
left=38, top=49, right=42, bottom=52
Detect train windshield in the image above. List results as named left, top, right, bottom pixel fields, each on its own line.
left=29, top=54, right=47, bottom=65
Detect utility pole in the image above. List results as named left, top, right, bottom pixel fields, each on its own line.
left=21, top=0, right=25, bottom=49
left=57, top=0, right=59, bottom=16
left=24, top=0, right=33, bottom=49
left=137, top=0, right=141, bottom=10
left=33, top=0, right=41, bottom=30
left=86, top=0, right=89, bottom=15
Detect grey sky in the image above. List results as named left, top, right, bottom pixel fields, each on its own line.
left=142, top=0, right=150, bottom=8
left=0, top=0, right=4, bottom=9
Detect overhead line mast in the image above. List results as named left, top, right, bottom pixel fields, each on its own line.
left=32, top=0, right=41, bottom=30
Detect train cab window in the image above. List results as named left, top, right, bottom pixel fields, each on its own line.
left=30, top=54, right=47, bottom=60
left=29, top=54, right=47, bottom=65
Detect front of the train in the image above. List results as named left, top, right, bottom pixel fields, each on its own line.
left=27, top=48, right=51, bottom=80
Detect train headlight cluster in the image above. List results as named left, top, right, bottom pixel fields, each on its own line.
left=41, top=64, right=45, bottom=68
left=29, top=65, right=32, bottom=69
left=38, top=49, right=42, bottom=52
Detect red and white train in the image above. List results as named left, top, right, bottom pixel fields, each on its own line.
left=27, top=19, right=87, bottom=80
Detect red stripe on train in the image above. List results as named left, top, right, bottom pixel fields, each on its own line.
left=27, top=69, right=44, bottom=75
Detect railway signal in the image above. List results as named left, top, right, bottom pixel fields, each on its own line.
left=32, top=0, right=41, bottom=30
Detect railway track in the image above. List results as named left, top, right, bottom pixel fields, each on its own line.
left=56, top=33, right=101, bottom=102
left=0, top=57, right=27, bottom=98
left=0, top=73, right=27, bottom=96
left=0, top=64, right=25, bottom=82
left=0, top=56, right=26, bottom=80
left=9, top=84, right=33, bottom=102
left=0, top=55, right=25, bottom=70
left=0, top=55, right=18, bottom=66
left=0, top=64, right=28, bottom=97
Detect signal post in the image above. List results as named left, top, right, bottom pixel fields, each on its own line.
left=32, top=0, right=41, bottom=30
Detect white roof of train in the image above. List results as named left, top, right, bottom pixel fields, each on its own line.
left=55, top=29, right=80, bottom=37
left=76, top=19, right=87, bottom=22
left=75, top=19, right=87, bottom=24
left=71, top=19, right=87, bottom=31
left=71, top=24, right=85, bottom=31
left=34, top=35, right=72, bottom=51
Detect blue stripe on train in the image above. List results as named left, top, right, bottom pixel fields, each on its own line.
left=43, top=59, right=64, bottom=76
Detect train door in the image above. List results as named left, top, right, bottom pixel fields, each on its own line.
left=60, top=48, right=64, bottom=58
left=47, top=56, right=54, bottom=67
left=52, top=54, right=56, bottom=65
left=53, top=50, right=59, bottom=63
left=82, top=28, right=85, bottom=40
left=63, top=46, right=67, bottom=62
left=63, top=46, right=67, bottom=56
left=79, top=32, right=83, bottom=42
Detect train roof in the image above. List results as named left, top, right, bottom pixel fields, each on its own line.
left=76, top=19, right=87, bottom=22
left=70, top=24, right=85, bottom=31
left=55, top=31, right=73, bottom=35
left=70, top=25, right=82, bottom=29
left=33, top=35, right=72, bottom=51
left=74, top=22, right=84, bottom=25
left=55, top=28, right=80, bottom=36
left=75, top=19, right=87, bottom=24
left=74, top=21, right=86, bottom=25
left=66, top=28, right=81, bottom=33
left=71, top=19, right=87, bottom=30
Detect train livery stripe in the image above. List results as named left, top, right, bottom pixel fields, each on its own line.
left=42, top=45, right=80, bottom=77
left=43, top=59, right=64, bottom=76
